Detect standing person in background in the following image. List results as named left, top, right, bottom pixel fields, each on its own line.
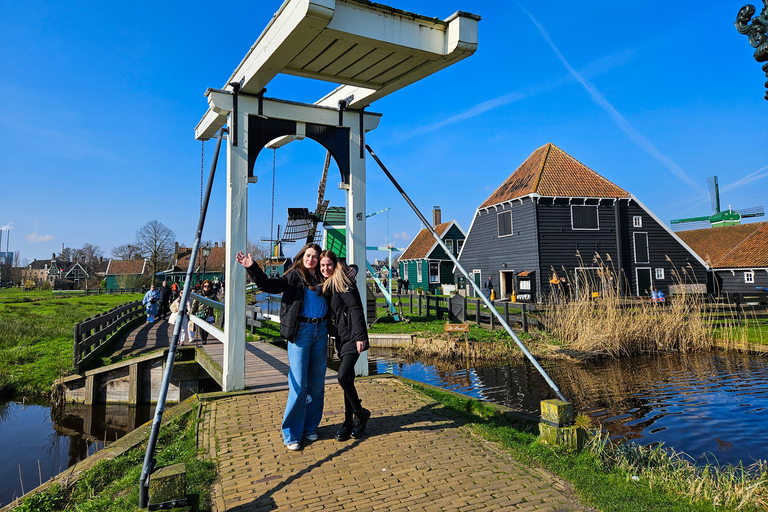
left=142, top=284, right=160, bottom=323
left=485, top=276, right=494, bottom=299
left=319, top=251, right=371, bottom=441
left=190, top=279, right=217, bottom=345
left=236, top=244, right=329, bottom=451
left=158, top=281, right=173, bottom=320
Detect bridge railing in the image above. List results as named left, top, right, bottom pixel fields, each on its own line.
left=188, top=292, right=266, bottom=341
left=73, top=300, right=144, bottom=371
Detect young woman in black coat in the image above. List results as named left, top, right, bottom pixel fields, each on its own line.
left=319, top=250, right=371, bottom=441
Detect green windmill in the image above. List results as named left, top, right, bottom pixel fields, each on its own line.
left=670, top=176, right=764, bottom=231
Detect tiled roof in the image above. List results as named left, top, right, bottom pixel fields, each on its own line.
left=175, top=245, right=226, bottom=271
left=399, top=222, right=453, bottom=261
left=106, top=259, right=147, bottom=275
left=676, top=222, right=768, bottom=268
left=480, top=143, right=629, bottom=208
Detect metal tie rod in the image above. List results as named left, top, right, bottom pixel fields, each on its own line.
left=139, top=127, right=226, bottom=508
left=365, top=144, right=567, bottom=403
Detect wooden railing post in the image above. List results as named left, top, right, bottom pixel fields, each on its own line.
left=73, top=323, right=82, bottom=368
left=462, top=296, right=467, bottom=322
left=475, top=299, right=481, bottom=324
left=418, top=294, right=423, bottom=316
left=522, top=304, right=528, bottom=333
left=489, top=301, right=495, bottom=330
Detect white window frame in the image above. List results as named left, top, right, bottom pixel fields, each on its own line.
left=457, top=240, right=464, bottom=254
left=445, top=239, right=453, bottom=254
left=633, top=232, right=650, bottom=264
left=635, top=267, right=653, bottom=297
left=519, top=279, right=531, bottom=291
left=497, top=211, right=513, bottom=237
left=633, top=216, right=642, bottom=228
left=745, top=271, right=755, bottom=284
left=417, top=261, right=423, bottom=282
left=429, top=261, right=440, bottom=283
left=655, top=268, right=665, bottom=280
left=571, top=205, right=600, bottom=230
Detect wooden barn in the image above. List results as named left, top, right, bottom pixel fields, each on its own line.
left=677, top=221, right=768, bottom=295
left=456, top=143, right=708, bottom=302
left=399, top=207, right=465, bottom=294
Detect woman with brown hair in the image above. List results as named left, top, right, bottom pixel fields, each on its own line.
left=319, top=250, right=371, bottom=441
left=236, top=243, right=329, bottom=451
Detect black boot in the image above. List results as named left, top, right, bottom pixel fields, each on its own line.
left=335, top=420, right=353, bottom=441
left=350, top=408, right=370, bottom=439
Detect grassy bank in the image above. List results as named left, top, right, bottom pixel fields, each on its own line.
left=9, top=407, right=215, bottom=512
left=0, top=290, right=142, bottom=398
left=413, top=382, right=767, bottom=512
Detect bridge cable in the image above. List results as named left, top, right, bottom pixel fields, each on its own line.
left=365, top=144, right=568, bottom=403
left=139, top=128, right=225, bottom=508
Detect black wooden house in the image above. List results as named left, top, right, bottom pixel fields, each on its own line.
left=456, top=143, right=708, bottom=301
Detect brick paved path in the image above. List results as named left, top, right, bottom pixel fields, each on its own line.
left=199, top=377, right=588, bottom=512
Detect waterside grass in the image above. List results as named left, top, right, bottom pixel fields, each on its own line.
left=412, top=382, right=767, bottom=512
left=8, top=408, right=215, bottom=512
left=0, top=290, right=142, bottom=398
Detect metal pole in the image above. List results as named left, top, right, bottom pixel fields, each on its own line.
left=138, top=128, right=225, bottom=508
left=366, top=144, right=567, bottom=402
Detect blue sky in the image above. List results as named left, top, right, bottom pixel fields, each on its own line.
left=2, top=1, right=767, bottom=265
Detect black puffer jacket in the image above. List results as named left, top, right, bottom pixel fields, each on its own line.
left=245, top=262, right=325, bottom=342
left=329, top=281, right=369, bottom=357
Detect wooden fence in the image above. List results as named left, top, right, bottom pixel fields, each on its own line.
left=73, top=300, right=145, bottom=371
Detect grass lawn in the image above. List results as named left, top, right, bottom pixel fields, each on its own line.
left=0, top=289, right=142, bottom=398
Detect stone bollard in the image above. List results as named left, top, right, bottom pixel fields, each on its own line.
left=538, top=399, right=586, bottom=451
left=143, top=463, right=196, bottom=512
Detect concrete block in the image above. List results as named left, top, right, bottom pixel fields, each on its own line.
left=540, top=399, right=573, bottom=427
left=539, top=423, right=586, bottom=451
left=149, top=463, right=187, bottom=506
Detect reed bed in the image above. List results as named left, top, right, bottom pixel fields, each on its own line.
left=542, top=257, right=715, bottom=357
left=586, top=429, right=768, bottom=511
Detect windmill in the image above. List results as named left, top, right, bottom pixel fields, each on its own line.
left=280, top=151, right=332, bottom=246
left=670, top=176, right=764, bottom=231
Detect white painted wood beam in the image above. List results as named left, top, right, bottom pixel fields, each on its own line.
left=223, top=105, right=248, bottom=392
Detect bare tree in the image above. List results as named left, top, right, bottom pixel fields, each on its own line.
left=247, top=239, right=274, bottom=270
left=135, top=221, right=176, bottom=284
left=78, top=243, right=103, bottom=264
left=111, top=243, right=143, bottom=260
left=60, top=247, right=73, bottom=261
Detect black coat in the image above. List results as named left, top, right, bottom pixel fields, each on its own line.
left=329, top=281, right=369, bottom=357
left=159, top=285, right=173, bottom=304
left=246, top=262, right=325, bottom=342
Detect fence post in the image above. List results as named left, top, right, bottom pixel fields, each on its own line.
left=475, top=299, right=481, bottom=324
left=522, top=304, right=528, bottom=333
left=489, top=301, right=495, bottom=330
left=462, top=296, right=467, bottom=322
left=504, top=302, right=509, bottom=325
left=418, top=294, right=423, bottom=316
left=73, top=323, right=82, bottom=369
left=409, top=292, right=413, bottom=314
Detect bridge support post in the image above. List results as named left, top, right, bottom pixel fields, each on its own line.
left=223, top=104, right=248, bottom=392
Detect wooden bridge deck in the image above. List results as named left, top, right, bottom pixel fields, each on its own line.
left=108, top=319, right=336, bottom=391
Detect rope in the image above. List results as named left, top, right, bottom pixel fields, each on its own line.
left=200, top=140, right=205, bottom=212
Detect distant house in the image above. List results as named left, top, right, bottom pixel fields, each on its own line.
left=158, top=243, right=226, bottom=285
left=456, top=143, right=708, bottom=302
left=104, top=259, right=150, bottom=290
left=677, top=221, right=768, bottom=294
left=398, top=207, right=466, bottom=294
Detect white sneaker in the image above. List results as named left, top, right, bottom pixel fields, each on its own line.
left=286, top=442, right=301, bottom=451
left=304, top=433, right=318, bottom=442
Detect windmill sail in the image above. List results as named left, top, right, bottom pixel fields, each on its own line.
left=670, top=175, right=764, bottom=231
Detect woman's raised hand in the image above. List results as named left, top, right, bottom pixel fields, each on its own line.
left=236, top=251, right=254, bottom=268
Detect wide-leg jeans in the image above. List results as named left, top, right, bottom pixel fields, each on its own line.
left=282, top=321, right=328, bottom=445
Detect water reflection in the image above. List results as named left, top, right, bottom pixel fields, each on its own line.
left=0, top=401, right=154, bottom=507
left=363, top=349, right=768, bottom=467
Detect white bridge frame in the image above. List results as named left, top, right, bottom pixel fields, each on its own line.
left=195, top=0, right=479, bottom=391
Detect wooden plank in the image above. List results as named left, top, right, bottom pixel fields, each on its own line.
left=444, top=324, right=469, bottom=333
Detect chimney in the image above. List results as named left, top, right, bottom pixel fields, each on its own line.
left=61, top=243, right=64, bottom=256
left=214, top=242, right=218, bottom=248
left=432, top=206, right=441, bottom=227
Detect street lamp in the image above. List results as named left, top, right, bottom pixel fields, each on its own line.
left=736, top=1, right=768, bottom=100
left=201, top=243, right=211, bottom=285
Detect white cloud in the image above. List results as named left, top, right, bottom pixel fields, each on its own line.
left=393, top=231, right=410, bottom=240
left=0, top=222, right=13, bottom=231
left=27, top=232, right=55, bottom=243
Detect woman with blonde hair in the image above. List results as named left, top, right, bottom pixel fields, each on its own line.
left=319, top=250, right=371, bottom=441
left=236, top=243, right=329, bottom=451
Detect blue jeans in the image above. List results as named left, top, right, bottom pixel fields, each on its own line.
left=282, top=321, right=328, bottom=444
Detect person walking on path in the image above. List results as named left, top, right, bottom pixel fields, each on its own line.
left=319, top=250, right=371, bottom=441
left=142, top=284, right=160, bottom=323
left=236, top=243, right=329, bottom=451
left=168, top=295, right=192, bottom=345
left=485, top=276, right=494, bottom=299
left=158, top=281, right=173, bottom=320
left=191, top=279, right=217, bottom=345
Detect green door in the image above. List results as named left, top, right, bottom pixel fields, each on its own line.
left=473, top=270, right=481, bottom=297
left=636, top=268, right=652, bottom=297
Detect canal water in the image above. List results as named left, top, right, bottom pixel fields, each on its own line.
left=2, top=349, right=766, bottom=505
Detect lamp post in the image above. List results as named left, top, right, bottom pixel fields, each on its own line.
left=736, top=1, right=768, bottom=100
left=201, top=243, right=211, bottom=285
